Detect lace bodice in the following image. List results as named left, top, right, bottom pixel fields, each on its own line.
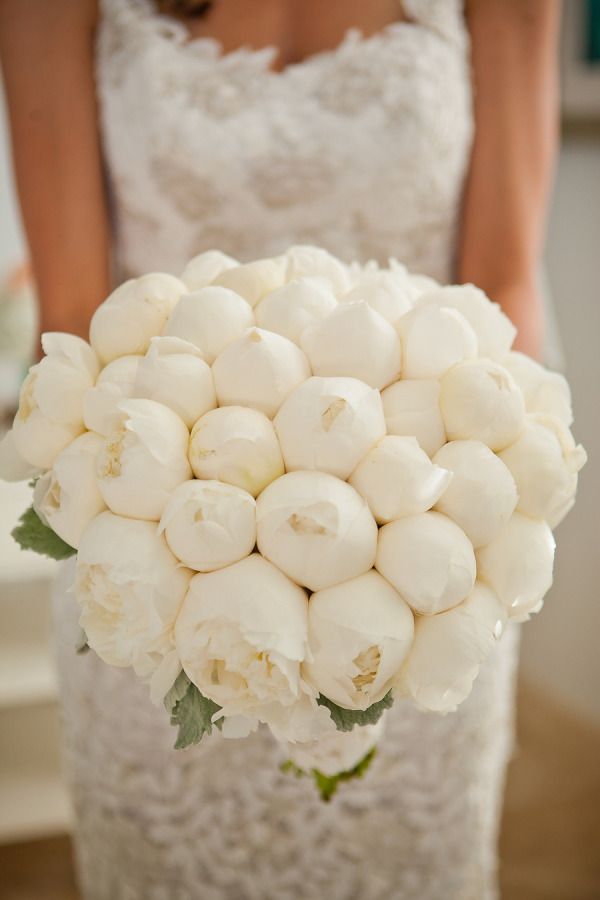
left=96, top=0, right=474, bottom=282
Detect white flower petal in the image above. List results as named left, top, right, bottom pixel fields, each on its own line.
left=163, top=286, right=254, bottom=364
left=180, top=249, right=238, bottom=290
left=381, top=379, right=446, bottom=457
left=398, top=304, right=478, bottom=379
left=213, top=257, right=287, bottom=306
left=255, top=276, right=337, bottom=344
left=83, top=355, right=142, bottom=436
left=416, top=284, right=516, bottom=358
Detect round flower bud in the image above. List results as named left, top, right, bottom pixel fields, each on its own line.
left=162, top=286, right=254, bottom=364
left=500, top=351, right=573, bottom=426
left=440, top=359, right=526, bottom=451
left=256, top=471, right=378, bottom=592
left=158, top=479, right=256, bottom=571
left=416, top=284, right=516, bottom=358
left=349, top=436, right=452, bottom=524
left=96, top=399, right=191, bottom=521
left=283, top=244, right=351, bottom=296
left=304, top=570, right=414, bottom=710
left=301, top=301, right=402, bottom=390
left=180, top=249, right=238, bottom=290
left=189, top=406, right=284, bottom=496
left=255, top=277, right=337, bottom=344
left=433, top=440, right=518, bottom=547
left=376, top=511, right=476, bottom=615
left=213, top=256, right=287, bottom=306
left=90, top=273, right=186, bottom=364
left=274, top=376, right=386, bottom=480
left=381, top=379, right=446, bottom=457
left=83, top=355, right=142, bottom=436
left=212, top=327, right=311, bottom=418
left=498, top=414, right=587, bottom=528
left=397, top=583, right=507, bottom=713
left=476, top=512, right=555, bottom=621
left=133, top=336, right=216, bottom=428
left=286, top=720, right=385, bottom=777
left=398, top=304, right=478, bottom=379
left=0, top=429, right=42, bottom=483
left=33, top=432, right=106, bottom=548
left=340, top=269, right=416, bottom=329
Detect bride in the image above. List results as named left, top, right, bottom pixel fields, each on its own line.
left=0, top=1, right=559, bottom=897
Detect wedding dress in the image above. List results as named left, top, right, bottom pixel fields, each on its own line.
left=52, top=1, right=521, bottom=897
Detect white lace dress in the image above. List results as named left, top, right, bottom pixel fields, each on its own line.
left=52, top=1, right=521, bottom=897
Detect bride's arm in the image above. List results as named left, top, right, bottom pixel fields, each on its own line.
left=0, top=0, right=111, bottom=346
left=459, top=0, right=561, bottom=360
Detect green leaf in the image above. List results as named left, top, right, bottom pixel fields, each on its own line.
left=281, top=746, right=378, bottom=802
left=166, top=671, right=222, bottom=750
left=316, top=691, right=394, bottom=732
left=11, top=505, right=76, bottom=561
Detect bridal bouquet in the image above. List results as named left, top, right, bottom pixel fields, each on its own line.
left=0, top=244, right=586, bottom=799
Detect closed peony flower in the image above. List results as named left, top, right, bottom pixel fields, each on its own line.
left=376, top=511, right=476, bottom=615
left=349, top=435, right=452, bottom=524
left=76, top=511, right=192, bottom=699
left=433, top=440, right=518, bottom=547
left=500, top=351, right=573, bottom=426
left=180, top=249, right=238, bottom=290
left=440, top=359, right=526, bottom=451
left=212, top=327, right=311, bottom=418
left=83, top=354, right=142, bottom=436
left=33, top=432, right=106, bottom=549
left=286, top=719, right=385, bottom=777
left=0, top=429, right=42, bottom=482
left=283, top=244, right=351, bottom=296
left=340, top=269, right=416, bottom=329
left=476, top=512, right=555, bottom=620
left=163, top=286, right=254, bottom=364
left=96, top=399, right=191, bottom=521
left=188, top=406, right=284, bottom=496
left=274, top=376, right=386, bottom=480
left=256, top=470, right=378, bottom=591
left=381, top=379, right=446, bottom=457
left=12, top=333, right=99, bottom=468
left=255, top=277, right=337, bottom=344
left=133, top=336, right=216, bottom=428
left=304, top=570, right=414, bottom=711
left=158, top=479, right=256, bottom=571
left=498, top=414, right=587, bottom=527
left=416, top=284, right=516, bottom=359
left=213, top=256, right=288, bottom=306
left=397, top=583, right=506, bottom=713
left=398, top=304, right=478, bottom=380
left=174, top=553, right=311, bottom=727
left=301, top=301, right=402, bottom=390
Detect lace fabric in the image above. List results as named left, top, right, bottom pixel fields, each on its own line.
left=50, top=2, right=522, bottom=897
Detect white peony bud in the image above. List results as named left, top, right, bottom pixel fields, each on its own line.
left=0, top=429, right=42, bottom=482
left=476, top=512, right=555, bottom=621
left=398, top=304, right=478, bottom=379
left=301, top=301, right=402, bottom=390
left=188, top=405, right=284, bottom=496
left=158, top=479, right=256, bottom=572
left=381, top=379, right=446, bottom=457
left=255, top=277, right=337, bottom=344
left=133, top=336, right=216, bottom=428
left=349, top=436, right=453, bottom=524
left=174, top=553, right=310, bottom=726
left=213, top=256, right=287, bottom=306
left=162, top=286, right=254, bottom=364
left=397, top=583, right=507, bottom=713
left=33, top=432, right=106, bottom=549
left=212, top=327, right=311, bottom=418
left=304, top=570, right=414, bottom=710
left=340, top=269, right=416, bottom=329
left=407, top=271, right=441, bottom=297
left=76, top=511, right=192, bottom=693
left=440, top=359, right=526, bottom=451
left=274, top=376, right=386, bottom=480
left=83, top=355, right=142, bottom=436
left=283, top=244, right=351, bottom=296
left=376, top=511, right=476, bottom=615
left=433, top=440, right=518, bottom=547
left=96, top=399, right=191, bottom=521
left=285, top=720, right=384, bottom=777
left=416, top=284, right=516, bottom=358
left=180, top=249, right=238, bottom=290
left=12, top=333, right=98, bottom=468
left=256, top=470, right=378, bottom=591
left=498, top=414, right=587, bottom=528
left=500, top=351, right=573, bottom=426
left=90, top=273, right=186, bottom=364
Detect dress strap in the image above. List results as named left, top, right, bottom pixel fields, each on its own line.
left=403, top=0, right=468, bottom=46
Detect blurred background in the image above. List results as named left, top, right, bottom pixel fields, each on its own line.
left=0, top=2, right=599, bottom=898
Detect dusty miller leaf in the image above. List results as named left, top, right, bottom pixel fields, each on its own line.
left=316, top=691, right=394, bottom=732
left=11, top=505, right=76, bottom=561
left=166, top=671, right=222, bottom=750
left=281, top=746, right=378, bottom=802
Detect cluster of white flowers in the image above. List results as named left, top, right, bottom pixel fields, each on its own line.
left=0, top=245, right=586, bottom=781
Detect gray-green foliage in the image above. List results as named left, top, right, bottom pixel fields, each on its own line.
left=316, top=691, right=394, bottom=732
left=11, top=505, right=76, bottom=561
left=165, top=670, right=222, bottom=750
